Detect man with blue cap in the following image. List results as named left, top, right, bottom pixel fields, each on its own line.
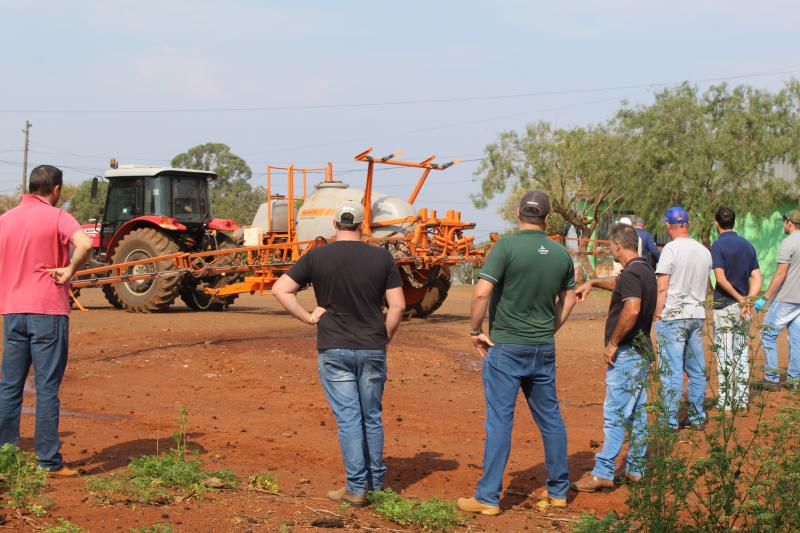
left=653, top=206, right=712, bottom=429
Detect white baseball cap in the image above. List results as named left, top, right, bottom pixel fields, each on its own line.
left=334, top=200, right=365, bottom=224
left=617, top=216, right=633, bottom=226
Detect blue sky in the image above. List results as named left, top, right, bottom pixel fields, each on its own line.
left=1, top=0, right=798, bottom=235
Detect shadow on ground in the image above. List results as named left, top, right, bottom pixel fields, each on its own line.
left=73, top=434, right=208, bottom=475
left=501, top=450, right=595, bottom=508
left=385, top=451, right=459, bottom=492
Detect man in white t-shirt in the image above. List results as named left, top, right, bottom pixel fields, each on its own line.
left=654, top=207, right=712, bottom=430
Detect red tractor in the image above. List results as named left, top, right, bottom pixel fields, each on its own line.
left=78, top=164, right=240, bottom=312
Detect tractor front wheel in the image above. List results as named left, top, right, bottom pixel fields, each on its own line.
left=110, top=227, right=181, bottom=313
left=179, top=235, right=240, bottom=311
left=102, top=284, right=123, bottom=309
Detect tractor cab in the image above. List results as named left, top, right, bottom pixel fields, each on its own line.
left=93, top=165, right=221, bottom=257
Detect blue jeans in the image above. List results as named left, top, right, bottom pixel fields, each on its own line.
left=655, top=319, right=707, bottom=428
left=0, top=314, right=69, bottom=470
left=593, top=345, right=650, bottom=480
left=318, top=349, right=387, bottom=495
left=475, top=343, right=569, bottom=505
left=760, top=300, right=800, bottom=384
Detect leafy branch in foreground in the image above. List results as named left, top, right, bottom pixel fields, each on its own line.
left=576, top=312, right=800, bottom=532
left=87, top=408, right=237, bottom=505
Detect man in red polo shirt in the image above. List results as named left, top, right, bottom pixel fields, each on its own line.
left=0, top=165, right=92, bottom=477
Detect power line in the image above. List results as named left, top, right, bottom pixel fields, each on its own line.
left=1, top=66, right=797, bottom=115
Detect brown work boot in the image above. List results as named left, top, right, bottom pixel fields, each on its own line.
left=456, top=496, right=500, bottom=516
left=534, top=490, right=568, bottom=511
left=326, top=486, right=367, bottom=507
left=570, top=472, right=615, bottom=492
left=48, top=466, right=81, bottom=478
left=623, top=472, right=642, bottom=484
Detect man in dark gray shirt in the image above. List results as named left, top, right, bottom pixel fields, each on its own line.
left=273, top=201, right=406, bottom=506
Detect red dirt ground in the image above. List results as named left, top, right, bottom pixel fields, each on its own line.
left=0, top=286, right=794, bottom=532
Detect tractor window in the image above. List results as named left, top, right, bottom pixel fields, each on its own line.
left=144, top=176, right=171, bottom=217
left=104, top=178, right=141, bottom=223
left=172, top=176, right=209, bottom=222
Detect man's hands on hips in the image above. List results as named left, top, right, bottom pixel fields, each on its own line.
left=48, top=266, right=75, bottom=285
left=470, top=332, right=495, bottom=357
left=309, top=306, right=327, bottom=325
left=604, top=343, right=617, bottom=367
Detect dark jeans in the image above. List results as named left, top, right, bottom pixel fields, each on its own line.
left=0, top=314, right=69, bottom=470
left=318, top=348, right=387, bottom=494
left=475, top=343, right=569, bottom=505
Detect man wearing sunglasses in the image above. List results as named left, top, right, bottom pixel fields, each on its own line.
left=754, top=210, right=800, bottom=391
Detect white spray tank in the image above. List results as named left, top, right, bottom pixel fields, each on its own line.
left=249, top=197, right=293, bottom=233
left=295, top=181, right=417, bottom=241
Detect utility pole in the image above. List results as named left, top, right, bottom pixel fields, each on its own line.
left=21, top=120, right=32, bottom=195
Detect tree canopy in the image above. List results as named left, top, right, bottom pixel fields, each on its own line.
left=171, top=142, right=252, bottom=186
left=474, top=81, right=800, bottom=250
left=617, top=81, right=800, bottom=243
left=171, top=143, right=261, bottom=225
left=60, top=179, right=107, bottom=224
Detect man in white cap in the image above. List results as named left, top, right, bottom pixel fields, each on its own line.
left=612, top=217, right=641, bottom=275
left=272, top=200, right=406, bottom=506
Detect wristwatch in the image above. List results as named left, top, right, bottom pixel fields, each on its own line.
left=469, top=329, right=483, bottom=336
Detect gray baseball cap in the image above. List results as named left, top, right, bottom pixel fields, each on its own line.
left=334, top=200, right=365, bottom=225
left=518, top=190, right=550, bottom=217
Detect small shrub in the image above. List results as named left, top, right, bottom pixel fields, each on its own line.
left=87, top=408, right=237, bottom=505
left=44, top=519, right=86, bottom=533
left=572, top=512, right=625, bottom=533
left=247, top=472, right=280, bottom=494
left=368, top=489, right=466, bottom=532
left=0, top=443, right=48, bottom=510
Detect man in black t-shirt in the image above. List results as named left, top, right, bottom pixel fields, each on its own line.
left=571, top=223, right=657, bottom=492
left=272, top=200, right=405, bottom=507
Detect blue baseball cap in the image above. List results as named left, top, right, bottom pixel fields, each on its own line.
left=664, top=206, right=689, bottom=224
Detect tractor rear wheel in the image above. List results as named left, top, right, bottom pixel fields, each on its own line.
left=179, top=236, right=240, bottom=311
left=110, top=227, right=181, bottom=313
left=403, top=269, right=451, bottom=319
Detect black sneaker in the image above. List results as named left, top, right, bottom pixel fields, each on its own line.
left=785, top=381, right=800, bottom=391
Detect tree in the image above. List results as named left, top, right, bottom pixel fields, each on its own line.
left=171, top=143, right=262, bottom=225
left=171, top=142, right=252, bottom=186
left=211, top=180, right=266, bottom=225
left=473, top=121, right=634, bottom=279
left=616, top=81, right=800, bottom=245
left=60, top=179, right=107, bottom=224
left=0, top=193, right=19, bottom=215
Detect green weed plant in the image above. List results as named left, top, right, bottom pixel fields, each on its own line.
left=44, top=519, right=86, bottom=533
left=87, top=408, right=237, bottom=505
left=247, top=472, right=280, bottom=494
left=368, top=489, right=466, bottom=532
left=0, top=443, right=48, bottom=511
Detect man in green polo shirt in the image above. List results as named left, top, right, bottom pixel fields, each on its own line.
left=458, top=190, right=577, bottom=516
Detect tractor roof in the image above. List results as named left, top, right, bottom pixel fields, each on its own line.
left=104, top=166, right=217, bottom=179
